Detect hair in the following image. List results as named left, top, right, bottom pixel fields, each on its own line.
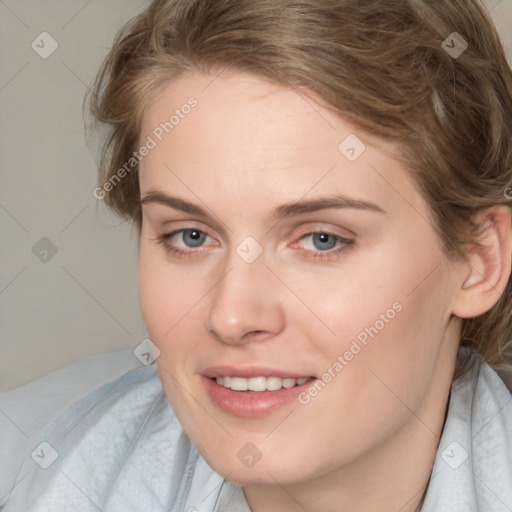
left=86, top=0, right=512, bottom=385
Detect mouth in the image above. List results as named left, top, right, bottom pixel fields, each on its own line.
left=214, top=375, right=313, bottom=391
left=201, top=366, right=317, bottom=417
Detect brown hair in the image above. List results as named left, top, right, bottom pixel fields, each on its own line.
left=86, top=0, right=512, bottom=383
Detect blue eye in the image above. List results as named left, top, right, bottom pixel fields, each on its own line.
left=157, top=228, right=213, bottom=256
left=301, top=232, right=348, bottom=252
left=180, top=229, right=207, bottom=247
left=310, top=233, right=337, bottom=251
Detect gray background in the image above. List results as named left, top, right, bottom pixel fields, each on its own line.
left=1, top=0, right=511, bottom=391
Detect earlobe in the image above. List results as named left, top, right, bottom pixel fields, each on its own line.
left=453, top=206, right=512, bottom=319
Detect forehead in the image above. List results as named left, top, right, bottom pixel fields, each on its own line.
left=138, top=71, right=426, bottom=219
left=141, top=71, right=341, bottom=158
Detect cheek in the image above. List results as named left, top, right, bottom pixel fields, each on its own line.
left=138, top=260, right=170, bottom=341
left=278, top=249, right=404, bottom=345
left=293, top=279, right=450, bottom=460
left=291, top=239, right=450, bottom=385
left=340, top=268, right=451, bottom=424
left=138, top=245, right=202, bottom=345
left=138, top=248, right=208, bottom=410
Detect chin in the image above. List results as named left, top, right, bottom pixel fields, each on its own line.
left=199, top=444, right=318, bottom=487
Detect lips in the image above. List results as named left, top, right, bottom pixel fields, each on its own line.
left=202, top=365, right=314, bottom=380
left=201, top=366, right=317, bottom=417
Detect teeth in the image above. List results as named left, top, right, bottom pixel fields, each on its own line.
left=248, top=377, right=266, bottom=391
left=266, top=376, right=282, bottom=391
left=214, top=375, right=312, bottom=391
left=230, top=377, right=248, bottom=391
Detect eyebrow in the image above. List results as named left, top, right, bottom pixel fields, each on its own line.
left=273, top=195, right=385, bottom=218
left=140, top=190, right=386, bottom=219
left=141, top=191, right=207, bottom=216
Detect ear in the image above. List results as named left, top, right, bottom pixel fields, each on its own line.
left=452, top=206, right=512, bottom=319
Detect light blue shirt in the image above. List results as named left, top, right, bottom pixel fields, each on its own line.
left=1, top=348, right=511, bottom=511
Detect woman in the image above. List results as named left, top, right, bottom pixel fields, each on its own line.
left=3, top=0, right=512, bottom=510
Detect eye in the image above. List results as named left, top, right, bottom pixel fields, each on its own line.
left=156, top=228, right=216, bottom=257
left=302, top=232, right=339, bottom=251
left=177, top=229, right=208, bottom=247
left=292, top=230, right=355, bottom=261
left=299, top=232, right=352, bottom=251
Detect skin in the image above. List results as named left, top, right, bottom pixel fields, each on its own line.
left=137, top=71, right=512, bottom=512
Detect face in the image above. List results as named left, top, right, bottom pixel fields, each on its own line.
left=137, top=71, right=463, bottom=487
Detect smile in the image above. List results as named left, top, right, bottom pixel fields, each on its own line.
left=202, top=370, right=318, bottom=417
left=214, top=375, right=313, bottom=391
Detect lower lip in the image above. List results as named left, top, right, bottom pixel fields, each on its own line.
left=202, top=376, right=317, bottom=418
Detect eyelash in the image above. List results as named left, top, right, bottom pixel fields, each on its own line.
left=155, top=229, right=355, bottom=261
left=295, top=233, right=355, bottom=261
left=155, top=229, right=213, bottom=260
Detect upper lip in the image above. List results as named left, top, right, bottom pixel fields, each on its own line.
left=202, top=366, right=315, bottom=379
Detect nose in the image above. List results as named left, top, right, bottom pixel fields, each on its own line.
left=204, top=253, right=285, bottom=345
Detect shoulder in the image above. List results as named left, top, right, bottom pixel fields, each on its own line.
left=0, top=346, right=141, bottom=505
left=0, top=350, right=214, bottom=511
left=422, top=348, right=512, bottom=511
